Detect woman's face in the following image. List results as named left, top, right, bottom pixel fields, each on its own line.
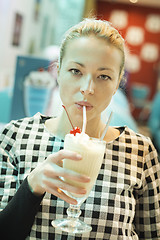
left=58, top=36, right=123, bottom=125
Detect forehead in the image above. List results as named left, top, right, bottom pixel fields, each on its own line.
left=62, top=36, right=122, bottom=67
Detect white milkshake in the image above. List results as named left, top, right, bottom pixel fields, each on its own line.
left=63, top=132, right=106, bottom=202
left=52, top=106, right=111, bottom=232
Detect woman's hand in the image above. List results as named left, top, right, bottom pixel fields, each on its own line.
left=27, top=150, right=90, bottom=205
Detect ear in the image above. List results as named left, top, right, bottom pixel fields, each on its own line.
left=57, top=63, right=60, bottom=75
left=57, top=64, right=60, bottom=84
left=113, top=89, right=117, bottom=96
left=113, top=78, right=120, bottom=95
left=112, top=85, right=117, bottom=95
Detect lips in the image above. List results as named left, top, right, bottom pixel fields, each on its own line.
left=75, top=101, right=93, bottom=110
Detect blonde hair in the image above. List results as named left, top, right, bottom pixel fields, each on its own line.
left=59, top=18, right=125, bottom=81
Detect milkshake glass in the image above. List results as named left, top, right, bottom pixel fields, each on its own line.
left=52, top=132, right=106, bottom=233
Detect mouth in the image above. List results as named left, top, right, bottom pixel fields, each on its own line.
left=75, top=101, right=93, bottom=110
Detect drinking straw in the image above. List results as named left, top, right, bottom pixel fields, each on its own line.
left=82, top=106, right=87, bottom=133
left=100, top=111, right=113, bottom=140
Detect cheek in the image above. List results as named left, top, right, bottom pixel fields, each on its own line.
left=59, top=83, right=67, bottom=99
left=59, top=81, right=75, bottom=105
left=101, top=91, right=113, bottom=104
left=97, top=85, right=115, bottom=109
left=98, top=82, right=116, bottom=97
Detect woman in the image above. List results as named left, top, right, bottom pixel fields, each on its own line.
left=0, top=18, right=160, bottom=239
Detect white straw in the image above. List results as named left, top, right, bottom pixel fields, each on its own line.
left=100, top=111, right=113, bottom=140
left=82, top=106, right=87, bottom=133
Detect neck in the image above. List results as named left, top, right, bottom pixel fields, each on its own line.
left=45, top=111, right=120, bottom=142
left=46, top=110, right=105, bottom=139
left=85, top=119, right=105, bottom=139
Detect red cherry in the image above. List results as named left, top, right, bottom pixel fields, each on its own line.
left=38, top=67, right=44, bottom=72
left=70, top=129, right=74, bottom=134
left=75, top=127, right=81, bottom=133
left=70, top=127, right=81, bottom=136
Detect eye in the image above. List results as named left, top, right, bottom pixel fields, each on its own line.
left=69, top=68, right=82, bottom=76
left=98, top=74, right=111, bottom=81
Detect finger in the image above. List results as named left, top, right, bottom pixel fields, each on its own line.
left=42, top=177, right=87, bottom=195
left=45, top=185, right=77, bottom=205
left=48, top=149, right=82, bottom=164
left=44, top=164, right=90, bottom=183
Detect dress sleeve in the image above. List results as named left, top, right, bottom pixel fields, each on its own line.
left=134, top=139, right=160, bottom=239
left=0, top=123, right=45, bottom=239
left=0, top=178, right=44, bottom=240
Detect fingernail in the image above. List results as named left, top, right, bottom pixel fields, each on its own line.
left=80, top=189, right=86, bottom=194
left=71, top=199, right=77, bottom=205
left=83, top=176, right=90, bottom=182
left=76, top=154, right=82, bottom=159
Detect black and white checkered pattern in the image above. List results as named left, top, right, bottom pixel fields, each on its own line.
left=0, top=113, right=160, bottom=239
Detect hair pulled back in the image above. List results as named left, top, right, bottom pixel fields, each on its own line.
left=59, top=18, right=125, bottom=81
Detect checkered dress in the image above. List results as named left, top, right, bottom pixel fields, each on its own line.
left=0, top=113, right=160, bottom=239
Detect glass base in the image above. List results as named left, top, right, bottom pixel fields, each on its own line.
left=51, top=218, right=92, bottom=233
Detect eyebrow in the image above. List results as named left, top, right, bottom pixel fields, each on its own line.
left=71, top=61, right=114, bottom=72
left=72, top=61, right=85, bottom=67
left=97, top=67, right=114, bottom=72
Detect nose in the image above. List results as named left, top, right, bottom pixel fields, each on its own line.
left=80, top=75, right=94, bottom=95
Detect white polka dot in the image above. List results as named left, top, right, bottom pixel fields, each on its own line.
left=110, top=10, right=128, bottom=29
left=126, top=27, right=144, bottom=45
left=141, top=43, right=159, bottom=62
left=125, top=54, right=141, bottom=73
left=145, top=14, right=160, bottom=33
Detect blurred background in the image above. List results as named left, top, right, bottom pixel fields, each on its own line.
left=0, top=0, right=160, bottom=155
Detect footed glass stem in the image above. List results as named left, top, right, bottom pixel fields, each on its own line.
left=51, top=204, right=92, bottom=233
